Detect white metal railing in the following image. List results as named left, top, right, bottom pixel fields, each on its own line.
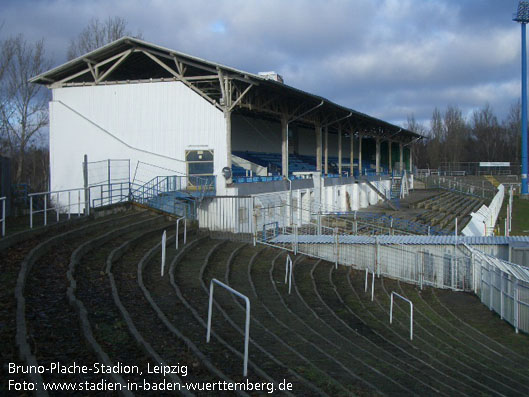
left=418, top=175, right=496, bottom=199
left=175, top=217, right=187, bottom=250
left=365, top=268, right=375, bottom=301
left=1, top=196, right=5, bottom=237
left=28, top=183, right=131, bottom=229
left=466, top=244, right=529, bottom=334
left=29, top=187, right=88, bottom=229
left=390, top=291, right=414, bottom=340
left=261, top=226, right=474, bottom=292
left=207, top=278, right=250, bottom=376
left=285, top=255, right=293, bottom=294
left=160, top=230, right=167, bottom=277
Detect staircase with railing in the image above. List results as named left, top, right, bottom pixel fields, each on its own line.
left=130, top=175, right=216, bottom=218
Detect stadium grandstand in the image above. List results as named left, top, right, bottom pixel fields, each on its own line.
left=30, top=36, right=416, bottom=194
left=1, top=36, right=528, bottom=395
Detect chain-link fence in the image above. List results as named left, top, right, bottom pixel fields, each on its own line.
left=87, top=159, right=130, bottom=187
left=417, top=175, right=496, bottom=199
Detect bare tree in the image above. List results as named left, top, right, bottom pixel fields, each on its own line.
left=503, top=101, right=521, bottom=165
left=427, top=107, right=443, bottom=168
left=443, top=105, right=469, bottom=164
left=0, top=32, right=15, bottom=154
left=67, top=16, right=142, bottom=60
left=406, top=114, right=428, bottom=168
left=1, top=35, right=50, bottom=182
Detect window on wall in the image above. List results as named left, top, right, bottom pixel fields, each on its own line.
left=186, top=150, right=214, bottom=188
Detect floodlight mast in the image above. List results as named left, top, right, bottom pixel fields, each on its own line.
left=514, top=1, right=529, bottom=197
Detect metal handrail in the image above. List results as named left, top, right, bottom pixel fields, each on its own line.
left=175, top=217, right=187, bottom=250
left=207, top=278, right=250, bottom=376
left=365, top=268, right=375, bottom=301
left=160, top=230, right=167, bottom=277
left=285, top=255, right=293, bottom=294
left=390, top=291, right=414, bottom=340
left=28, top=182, right=131, bottom=229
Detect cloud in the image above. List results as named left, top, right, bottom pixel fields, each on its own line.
left=0, top=0, right=523, bottom=125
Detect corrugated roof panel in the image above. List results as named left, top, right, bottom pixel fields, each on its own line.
left=270, top=234, right=529, bottom=246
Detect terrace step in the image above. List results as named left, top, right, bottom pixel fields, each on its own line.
left=380, top=277, right=526, bottom=395
left=396, top=282, right=529, bottom=382
left=201, top=242, right=323, bottom=396
left=141, top=237, right=251, bottom=395
left=343, top=266, right=492, bottom=395
left=227, top=246, right=345, bottom=396
left=18, top=212, right=149, bottom=389
left=171, top=239, right=281, bottom=389
left=433, top=288, right=529, bottom=359
left=292, top=256, right=427, bottom=395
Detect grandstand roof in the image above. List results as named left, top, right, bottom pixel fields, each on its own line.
left=31, top=37, right=421, bottom=142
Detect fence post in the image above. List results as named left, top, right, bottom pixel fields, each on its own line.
left=420, top=252, right=423, bottom=290
left=44, top=194, right=47, bottom=226
left=375, top=236, right=380, bottom=277
left=371, top=269, right=375, bottom=301
left=285, top=255, right=293, bottom=294
left=83, top=154, right=89, bottom=215
left=252, top=199, right=257, bottom=246
left=514, top=278, right=519, bottom=334
left=87, top=188, right=91, bottom=216
left=294, top=225, right=298, bottom=255
left=56, top=192, right=60, bottom=223
left=161, top=230, right=167, bottom=276
left=334, top=227, right=338, bottom=269
left=108, top=159, right=111, bottom=201
left=489, top=264, right=493, bottom=310
left=500, top=273, right=504, bottom=320
left=30, top=196, right=33, bottom=229
left=176, top=219, right=180, bottom=250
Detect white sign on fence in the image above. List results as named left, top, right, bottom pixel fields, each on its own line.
left=479, top=162, right=510, bottom=167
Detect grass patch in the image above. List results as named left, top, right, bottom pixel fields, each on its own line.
left=510, top=196, right=529, bottom=235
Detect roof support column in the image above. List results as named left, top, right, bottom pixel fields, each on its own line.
left=338, top=125, right=342, bottom=175
left=358, top=135, right=363, bottom=176
left=316, top=123, right=322, bottom=172
left=225, top=109, right=232, bottom=184
left=324, top=126, right=329, bottom=175
left=349, top=132, right=354, bottom=176
left=388, top=140, right=392, bottom=174
left=281, top=114, right=289, bottom=177
left=376, top=138, right=381, bottom=175
left=399, top=142, right=404, bottom=174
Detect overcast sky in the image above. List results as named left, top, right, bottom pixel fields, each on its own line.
left=0, top=0, right=525, bottom=128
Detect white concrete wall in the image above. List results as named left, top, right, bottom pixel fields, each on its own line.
left=462, top=185, right=505, bottom=237
left=50, top=81, right=227, bottom=197
left=201, top=179, right=391, bottom=233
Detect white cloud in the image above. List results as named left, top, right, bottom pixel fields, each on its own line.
left=0, top=0, right=523, bottom=124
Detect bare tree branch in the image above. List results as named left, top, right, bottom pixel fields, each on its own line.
left=67, top=16, right=143, bottom=60
left=2, top=35, right=50, bottom=182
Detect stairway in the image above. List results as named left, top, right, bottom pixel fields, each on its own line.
left=130, top=174, right=214, bottom=217
left=364, top=179, right=398, bottom=210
